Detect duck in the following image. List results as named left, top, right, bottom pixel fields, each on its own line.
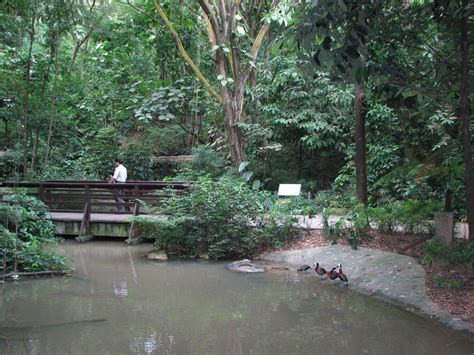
left=313, top=262, right=327, bottom=276
left=296, top=264, right=311, bottom=272
left=327, top=267, right=338, bottom=280
left=336, top=263, right=348, bottom=283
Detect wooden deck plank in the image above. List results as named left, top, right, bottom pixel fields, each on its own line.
left=50, top=212, right=134, bottom=223
left=49, top=212, right=165, bottom=223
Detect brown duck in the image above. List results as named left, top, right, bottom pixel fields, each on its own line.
left=336, top=263, right=348, bottom=283
left=327, top=267, right=338, bottom=280
left=313, top=262, right=327, bottom=276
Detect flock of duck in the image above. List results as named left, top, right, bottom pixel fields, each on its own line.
left=296, top=262, right=348, bottom=283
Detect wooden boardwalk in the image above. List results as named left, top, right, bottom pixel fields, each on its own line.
left=2, top=180, right=187, bottom=241
left=50, top=212, right=134, bottom=223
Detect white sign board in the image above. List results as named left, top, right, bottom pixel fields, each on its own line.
left=278, top=184, right=301, bottom=196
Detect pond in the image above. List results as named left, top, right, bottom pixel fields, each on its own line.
left=0, top=241, right=473, bottom=354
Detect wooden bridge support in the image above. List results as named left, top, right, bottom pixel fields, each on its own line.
left=1, top=180, right=190, bottom=242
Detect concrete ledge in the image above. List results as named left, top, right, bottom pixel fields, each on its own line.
left=260, top=245, right=474, bottom=335
left=295, top=214, right=469, bottom=239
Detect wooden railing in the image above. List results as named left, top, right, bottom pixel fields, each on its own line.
left=1, top=180, right=190, bottom=240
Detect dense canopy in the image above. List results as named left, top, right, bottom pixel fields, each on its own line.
left=0, top=0, right=472, bottom=239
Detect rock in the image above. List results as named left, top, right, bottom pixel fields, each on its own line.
left=147, top=250, right=168, bottom=261
left=226, top=260, right=266, bottom=273
left=199, top=253, right=210, bottom=260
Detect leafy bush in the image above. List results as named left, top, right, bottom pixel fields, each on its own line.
left=322, top=203, right=369, bottom=249
left=425, top=237, right=474, bottom=267
left=133, top=216, right=199, bottom=256
left=83, top=126, right=120, bottom=179
left=368, top=199, right=441, bottom=234
left=430, top=273, right=465, bottom=290
left=431, top=274, right=445, bottom=288
left=189, top=146, right=226, bottom=178
left=135, top=175, right=298, bottom=259
left=0, top=192, right=69, bottom=273
left=122, top=142, right=153, bottom=180
left=447, top=278, right=463, bottom=290
left=313, top=189, right=354, bottom=209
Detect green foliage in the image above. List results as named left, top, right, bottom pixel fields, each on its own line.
left=1, top=0, right=472, bottom=242
left=188, top=146, right=226, bottom=178
left=346, top=203, right=369, bottom=249
left=447, top=278, right=463, bottom=290
left=425, top=238, right=474, bottom=267
left=122, top=142, right=153, bottom=180
left=430, top=273, right=465, bottom=290
left=133, top=216, right=199, bottom=257
left=368, top=199, right=441, bottom=234
left=135, top=175, right=298, bottom=259
left=431, top=274, right=445, bottom=288
left=0, top=191, right=68, bottom=272
left=41, top=151, right=93, bottom=180
left=322, top=203, right=368, bottom=249
left=314, top=189, right=354, bottom=210
left=83, top=126, right=120, bottom=179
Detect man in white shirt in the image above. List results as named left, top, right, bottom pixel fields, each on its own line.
left=109, top=159, right=127, bottom=211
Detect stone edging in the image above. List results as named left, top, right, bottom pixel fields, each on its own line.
left=259, top=245, right=474, bottom=336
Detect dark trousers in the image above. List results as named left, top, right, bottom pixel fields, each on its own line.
left=114, top=183, right=125, bottom=212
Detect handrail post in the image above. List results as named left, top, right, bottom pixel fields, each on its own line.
left=126, top=200, right=140, bottom=244
left=134, top=185, right=139, bottom=200
left=77, top=202, right=92, bottom=242
left=39, top=182, right=44, bottom=202
left=80, top=184, right=93, bottom=241
left=84, top=184, right=90, bottom=205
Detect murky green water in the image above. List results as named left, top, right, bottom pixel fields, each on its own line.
left=0, top=241, right=472, bottom=355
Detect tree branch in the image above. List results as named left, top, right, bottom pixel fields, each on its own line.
left=151, top=0, right=222, bottom=104
left=197, top=0, right=221, bottom=44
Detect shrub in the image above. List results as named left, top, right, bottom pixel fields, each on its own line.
left=133, top=216, right=200, bottom=256
left=447, top=278, right=463, bottom=290
left=0, top=191, right=68, bottom=272
left=83, top=126, right=120, bottom=179
left=313, top=189, right=354, bottom=209
left=368, top=199, right=441, bottom=234
left=322, top=203, right=369, bottom=249
left=135, top=175, right=298, bottom=259
left=431, top=274, right=445, bottom=288
left=425, top=237, right=474, bottom=267
left=189, top=146, right=226, bottom=178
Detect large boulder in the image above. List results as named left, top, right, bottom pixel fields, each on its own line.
left=146, top=250, right=168, bottom=261
left=225, top=259, right=266, bottom=273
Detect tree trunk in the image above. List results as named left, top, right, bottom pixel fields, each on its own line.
left=30, top=127, right=40, bottom=172
left=459, top=3, right=473, bottom=240
left=44, top=37, right=61, bottom=172
left=221, top=92, right=247, bottom=164
left=355, top=83, right=368, bottom=205
left=44, top=116, right=53, bottom=168
left=2, top=118, right=8, bottom=147
left=71, top=29, right=93, bottom=68
left=22, top=7, right=37, bottom=176
left=80, top=37, right=89, bottom=75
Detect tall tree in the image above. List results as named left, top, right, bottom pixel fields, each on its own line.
left=458, top=0, right=472, bottom=240
left=151, top=0, right=287, bottom=164
left=297, top=0, right=386, bottom=204
left=22, top=0, right=40, bottom=175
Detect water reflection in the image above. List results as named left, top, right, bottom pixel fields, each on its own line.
left=130, top=331, right=176, bottom=354
left=0, top=241, right=472, bottom=355
left=113, top=280, right=128, bottom=297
